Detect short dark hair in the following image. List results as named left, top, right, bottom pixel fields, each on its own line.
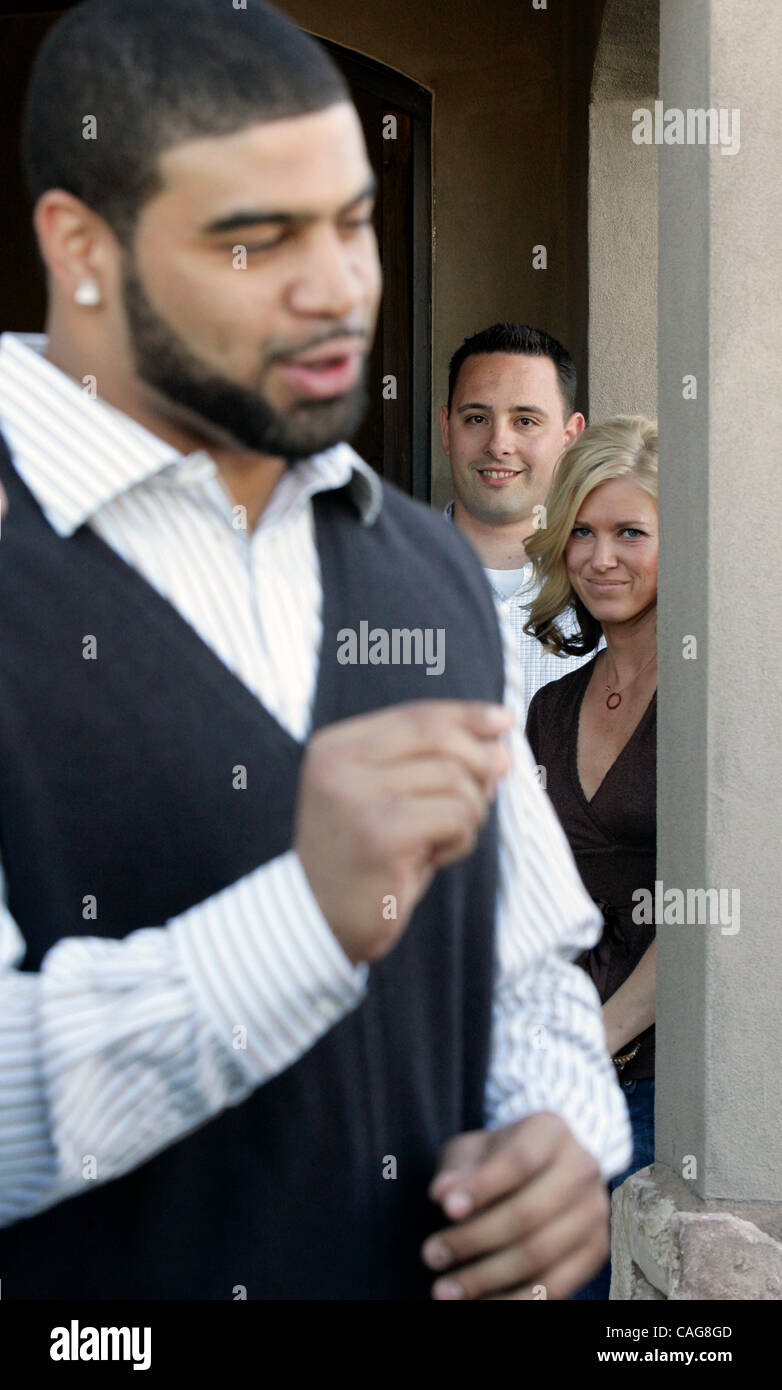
left=22, top=0, right=350, bottom=249
left=446, top=322, right=577, bottom=418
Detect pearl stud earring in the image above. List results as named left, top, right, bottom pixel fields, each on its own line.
left=74, top=280, right=101, bottom=307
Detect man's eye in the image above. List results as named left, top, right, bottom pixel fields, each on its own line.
left=243, top=235, right=286, bottom=253
left=465, top=415, right=486, bottom=425
left=516, top=417, right=535, bottom=427
left=341, top=216, right=375, bottom=231
left=229, top=231, right=289, bottom=255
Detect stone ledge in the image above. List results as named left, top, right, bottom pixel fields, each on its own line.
left=611, top=1164, right=782, bottom=1299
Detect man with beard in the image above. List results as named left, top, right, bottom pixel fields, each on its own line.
left=0, top=0, right=629, bottom=1300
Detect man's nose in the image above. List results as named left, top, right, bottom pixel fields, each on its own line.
left=287, top=225, right=367, bottom=319
left=485, top=426, right=516, bottom=458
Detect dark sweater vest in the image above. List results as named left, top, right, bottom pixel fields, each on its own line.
left=0, top=436, right=503, bottom=1300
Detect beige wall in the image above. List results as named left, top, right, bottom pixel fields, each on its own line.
left=278, top=0, right=596, bottom=507
left=657, top=0, right=782, bottom=1200
left=589, top=0, right=659, bottom=421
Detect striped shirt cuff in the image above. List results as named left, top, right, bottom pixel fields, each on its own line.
left=172, top=850, right=368, bottom=1085
left=484, top=960, right=633, bottom=1183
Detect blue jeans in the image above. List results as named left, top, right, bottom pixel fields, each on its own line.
left=569, top=1076, right=655, bottom=1300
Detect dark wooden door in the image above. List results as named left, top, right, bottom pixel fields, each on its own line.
left=322, top=42, right=432, bottom=499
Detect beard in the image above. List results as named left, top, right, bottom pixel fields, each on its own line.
left=120, top=260, right=370, bottom=461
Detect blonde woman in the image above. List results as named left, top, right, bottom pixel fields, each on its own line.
left=524, top=416, right=658, bottom=1300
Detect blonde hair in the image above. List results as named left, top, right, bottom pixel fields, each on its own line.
left=524, top=415, right=658, bottom=655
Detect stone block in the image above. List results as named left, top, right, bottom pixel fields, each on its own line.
left=671, top=1213, right=782, bottom=1300
left=611, top=1163, right=782, bottom=1299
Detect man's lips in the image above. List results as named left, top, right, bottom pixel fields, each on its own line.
left=475, top=467, right=522, bottom=487
left=272, top=339, right=365, bottom=399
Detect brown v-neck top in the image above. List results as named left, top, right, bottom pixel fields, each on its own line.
left=525, top=653, right=656, bottom=1081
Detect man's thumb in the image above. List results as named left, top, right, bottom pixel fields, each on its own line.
left=428, top=1132, right=487, bottom=1204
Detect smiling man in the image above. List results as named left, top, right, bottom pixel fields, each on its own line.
left=0, top=0, right=629, bottom=1300
left=441, top=323, right=600, bottom=712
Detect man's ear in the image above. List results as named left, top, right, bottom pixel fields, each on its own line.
left=32, top=189, right=108, bottom=303
left=563, top=411, right=586, bottom=448
left=439, top=403, right=451, bottom=455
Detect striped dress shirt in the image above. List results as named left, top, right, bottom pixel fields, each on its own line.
left=0, top=332, right=630, bottom=1229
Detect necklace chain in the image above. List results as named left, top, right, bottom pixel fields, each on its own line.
left=603, top=650, right=657, bottom=709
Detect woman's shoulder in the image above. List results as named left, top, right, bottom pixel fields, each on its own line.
left=525, top=652, right=599, bottom=756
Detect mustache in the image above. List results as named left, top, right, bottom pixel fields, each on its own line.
left=266, top=326, right=369, bottom=362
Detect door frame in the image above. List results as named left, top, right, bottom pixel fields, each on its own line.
left=319, top=39, right=432, bottom=501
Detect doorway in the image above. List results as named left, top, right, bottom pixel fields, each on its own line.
left=0, top=14, right=432, bottom=500
left=321, top=41, right=432, bottom=499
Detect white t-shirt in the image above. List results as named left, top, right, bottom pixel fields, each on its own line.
left=485, top=566, right=531, bottom=601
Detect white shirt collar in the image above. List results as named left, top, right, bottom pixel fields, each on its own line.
left=0, top=332, right=382, bottom=536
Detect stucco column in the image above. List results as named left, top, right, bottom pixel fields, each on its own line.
left=611, top=0, right=782, bottom=1298
left=588, top=0, right=659, bottom=421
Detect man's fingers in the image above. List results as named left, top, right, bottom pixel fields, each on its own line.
left=390, top=792, right=487, bottom=863
left=354, top=762, right=491, bottom=874
left=430, top=1184, right=610, bottom=1301
left=533, top=1232, right=612, bottom=1302
left=483, top=1227, right=612, bottom=1301
left=375, top=757, right=492, bottom=822
left=432, top=1112, right=572, bottom=1221
left=295, top=700, right=514, bottom=965
left=344, top=789, right=487, bottom=882
left=428, top=1132, right=488, bottom=1204
left=423, top=1141, right=602, bottom=1271
left=312, top=700, right=514, bottom=770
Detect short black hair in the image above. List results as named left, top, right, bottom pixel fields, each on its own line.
left=446, top=322, right=577, bottom=418
left=22, top=0, right=350, bottom=249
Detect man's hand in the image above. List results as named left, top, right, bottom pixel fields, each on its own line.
left=295, top=699, right=512, bottom=964
left=422, top=1112, right=610, bottom=1300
